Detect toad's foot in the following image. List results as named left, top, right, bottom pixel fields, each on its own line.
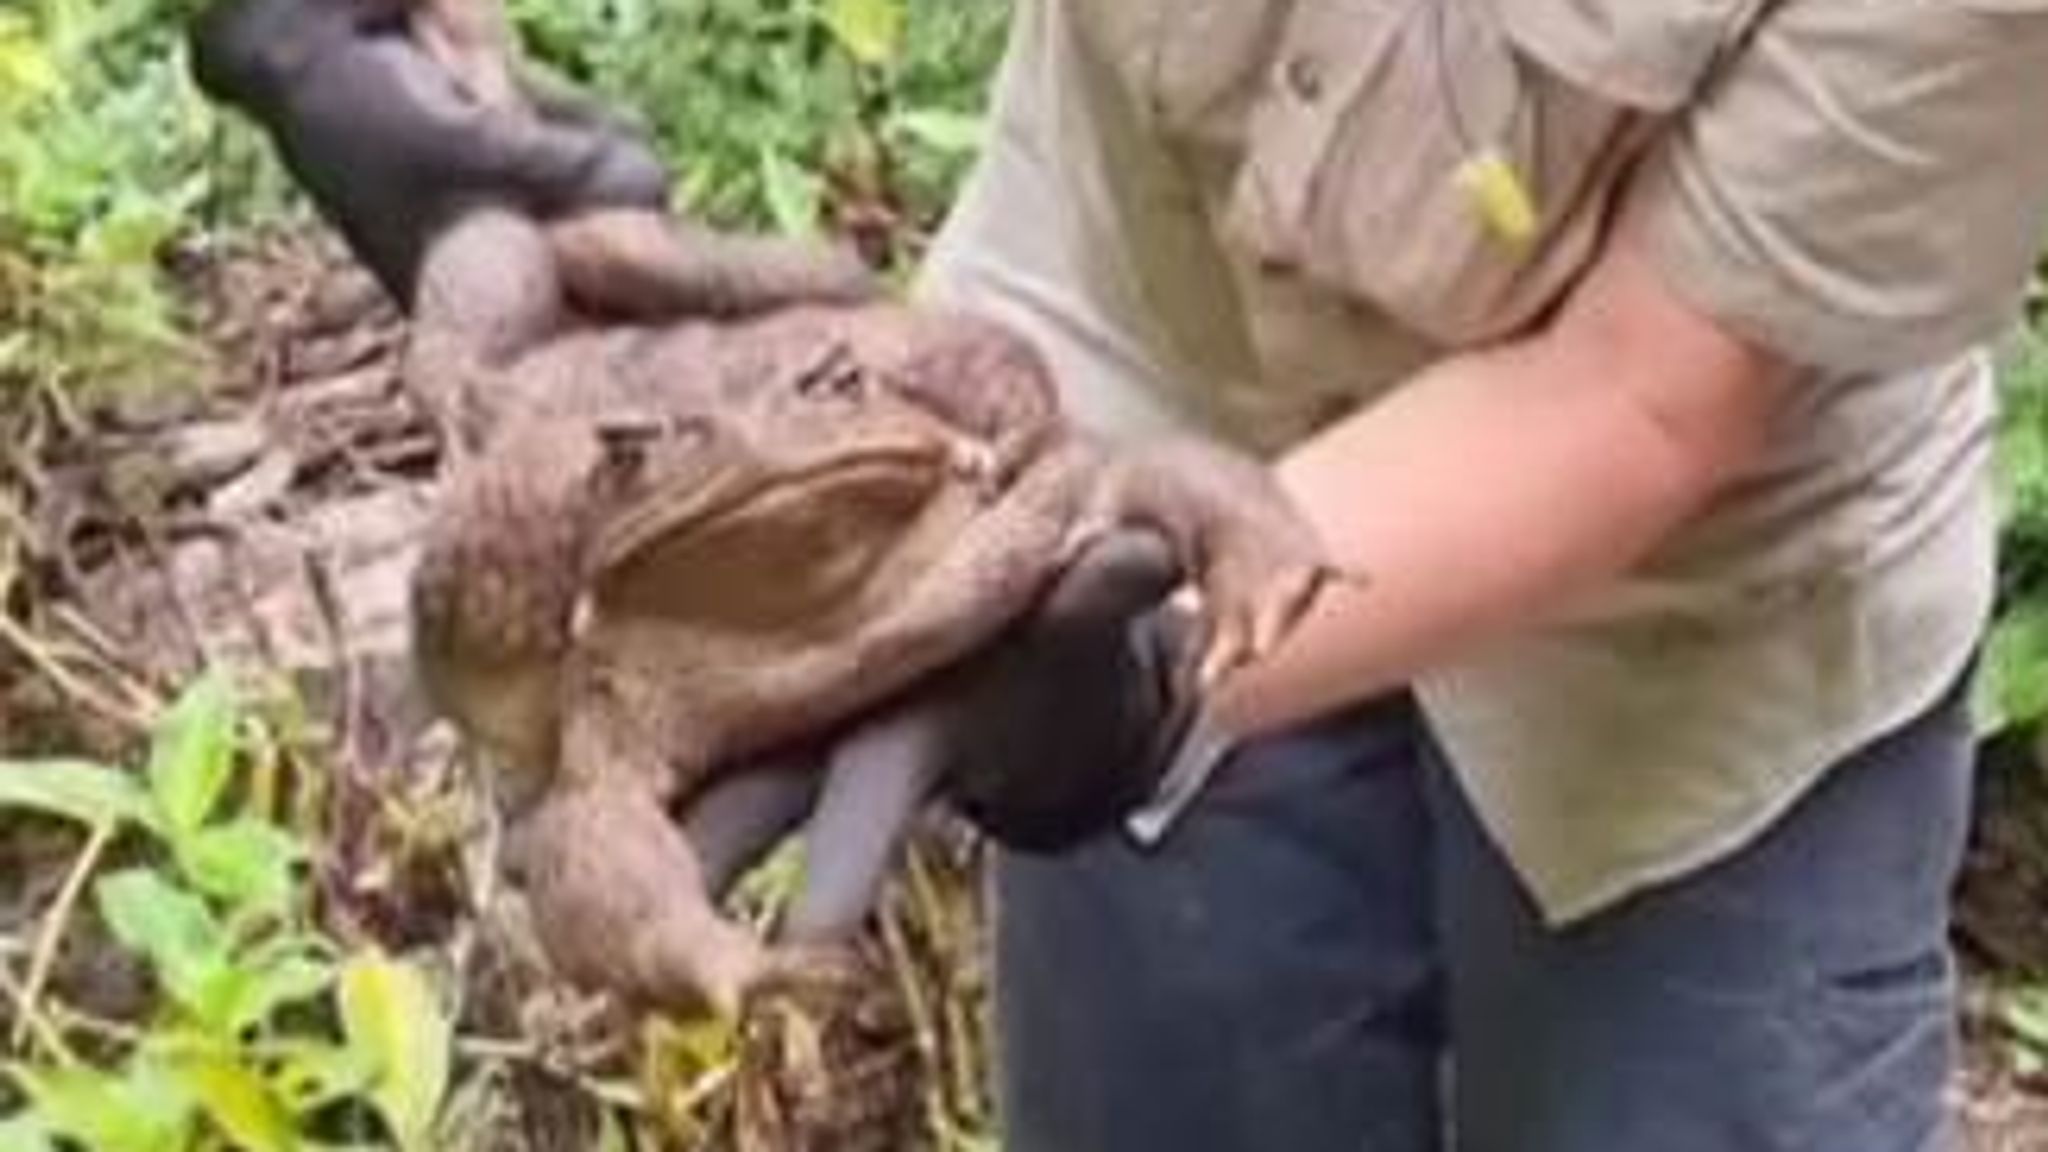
left=628, top=909, right=772, bottom=1021
left=937, top=419, right=1047, bottom=506
left=947, top=439, right=1006, bottom=503
left=747, top=941, right=868, bottom=1006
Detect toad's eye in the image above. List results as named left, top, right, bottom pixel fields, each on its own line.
left=595, top=415, right=663, bottom=469
left=793, top=341, right=866, bottom=401
left=593, top=413, right=714, bottom=485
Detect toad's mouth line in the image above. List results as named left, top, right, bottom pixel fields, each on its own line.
left=590, top=446, right=953, bottom=575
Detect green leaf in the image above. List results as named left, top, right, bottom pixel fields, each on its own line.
left=78, top=196, right=179, bottom=268
left=0, top=758, right=156, bottom=831
left=646, top=1012, right=739, bottom=1083
left=0, top=1114, right=54, bottom=1152
left=221, top=951, right=335, bottom=1036
left=2002, top=985, right=2048, bottom=1078
left=190, top=967, right=272, bottom=1039
left=242, top=930, right=341, bottom=971
left=269, top=1041, right=375, bottom=1115
left=338, top=951, right=450, bottom=1152
left=147, top=670, right=240, bottom=835
left=171, top=1055, right=299, bottom=1152
left=95, top=869, right=221, bottom=970
left=821, top=0, right=902, bottom=66
left=8, top=1061, right=194, bottom=1152
left=893, top=108, right=984, bottom=155
left=757, top=146, right=818, bottom=238
left=0, top=16, right=59, bottom=113
left=2001, top=986, right=2048, bottom=1052
left=1978, top=601, right=2048, bottom=733
left=94, top=868, right=233, bottom=1022
left=175, top=818, right=304, bottom=915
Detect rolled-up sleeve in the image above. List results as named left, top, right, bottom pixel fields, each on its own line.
left=1626, top=0, right=2048, bottom=374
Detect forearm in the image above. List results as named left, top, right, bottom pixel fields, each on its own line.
left=1208, top=240, right=1788, bottom=738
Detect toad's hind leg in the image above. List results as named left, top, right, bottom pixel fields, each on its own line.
left=505, top=777, right=767, bottom=1019
left=876, top=312, right=1064, bottom=499
left=508, top=701, right=772, bottom=1018
left=1081, top=438, right=1355, bottom=688
left=548, top=209, right=881, bottom=322
left=406, top=207, right=569, bottom=453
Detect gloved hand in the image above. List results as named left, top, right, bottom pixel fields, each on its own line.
left=187, top=0, right=668, bottom=307
left=918, top=529, right=1213, bottom=853
left=667, top=529, right=1215, bottom=955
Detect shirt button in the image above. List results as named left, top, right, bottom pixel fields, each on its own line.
left=1282, top=54, right=1324, bottom=103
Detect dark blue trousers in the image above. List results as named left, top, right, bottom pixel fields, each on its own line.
left=990, top=682, right=1974, bottom=1151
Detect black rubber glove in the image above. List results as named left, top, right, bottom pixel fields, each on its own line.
left=919, top=530, right=1204, bottom=854
left=187, top=0, right=668, bottom=307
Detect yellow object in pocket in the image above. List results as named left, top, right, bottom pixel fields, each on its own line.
left=1454, top=148, right=1539, bottom=249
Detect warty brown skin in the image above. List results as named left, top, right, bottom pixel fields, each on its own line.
left=389, top=0, right=1344, bottom=1017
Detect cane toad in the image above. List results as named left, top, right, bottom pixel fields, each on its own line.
left=403, top=206, right=1345, bottom=1016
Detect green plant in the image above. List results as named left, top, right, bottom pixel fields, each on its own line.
left=0, top=672, right=452, bottom=1152
left=503, top=0, right=1002, bottom=250
left=1981, top=317, right=2048, bottom=733
left=1998, top=983, right=2048, bottom=1079
left=0, top=0, right=290, bottom=411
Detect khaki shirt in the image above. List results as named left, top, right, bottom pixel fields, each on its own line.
left=918, top=0, right=2048, bottom=922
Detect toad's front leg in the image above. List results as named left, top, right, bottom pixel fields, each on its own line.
left=870, top=311, right=1065, bottom=500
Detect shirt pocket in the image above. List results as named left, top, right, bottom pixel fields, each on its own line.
left=1220, top=0, right=1764, bottom=346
